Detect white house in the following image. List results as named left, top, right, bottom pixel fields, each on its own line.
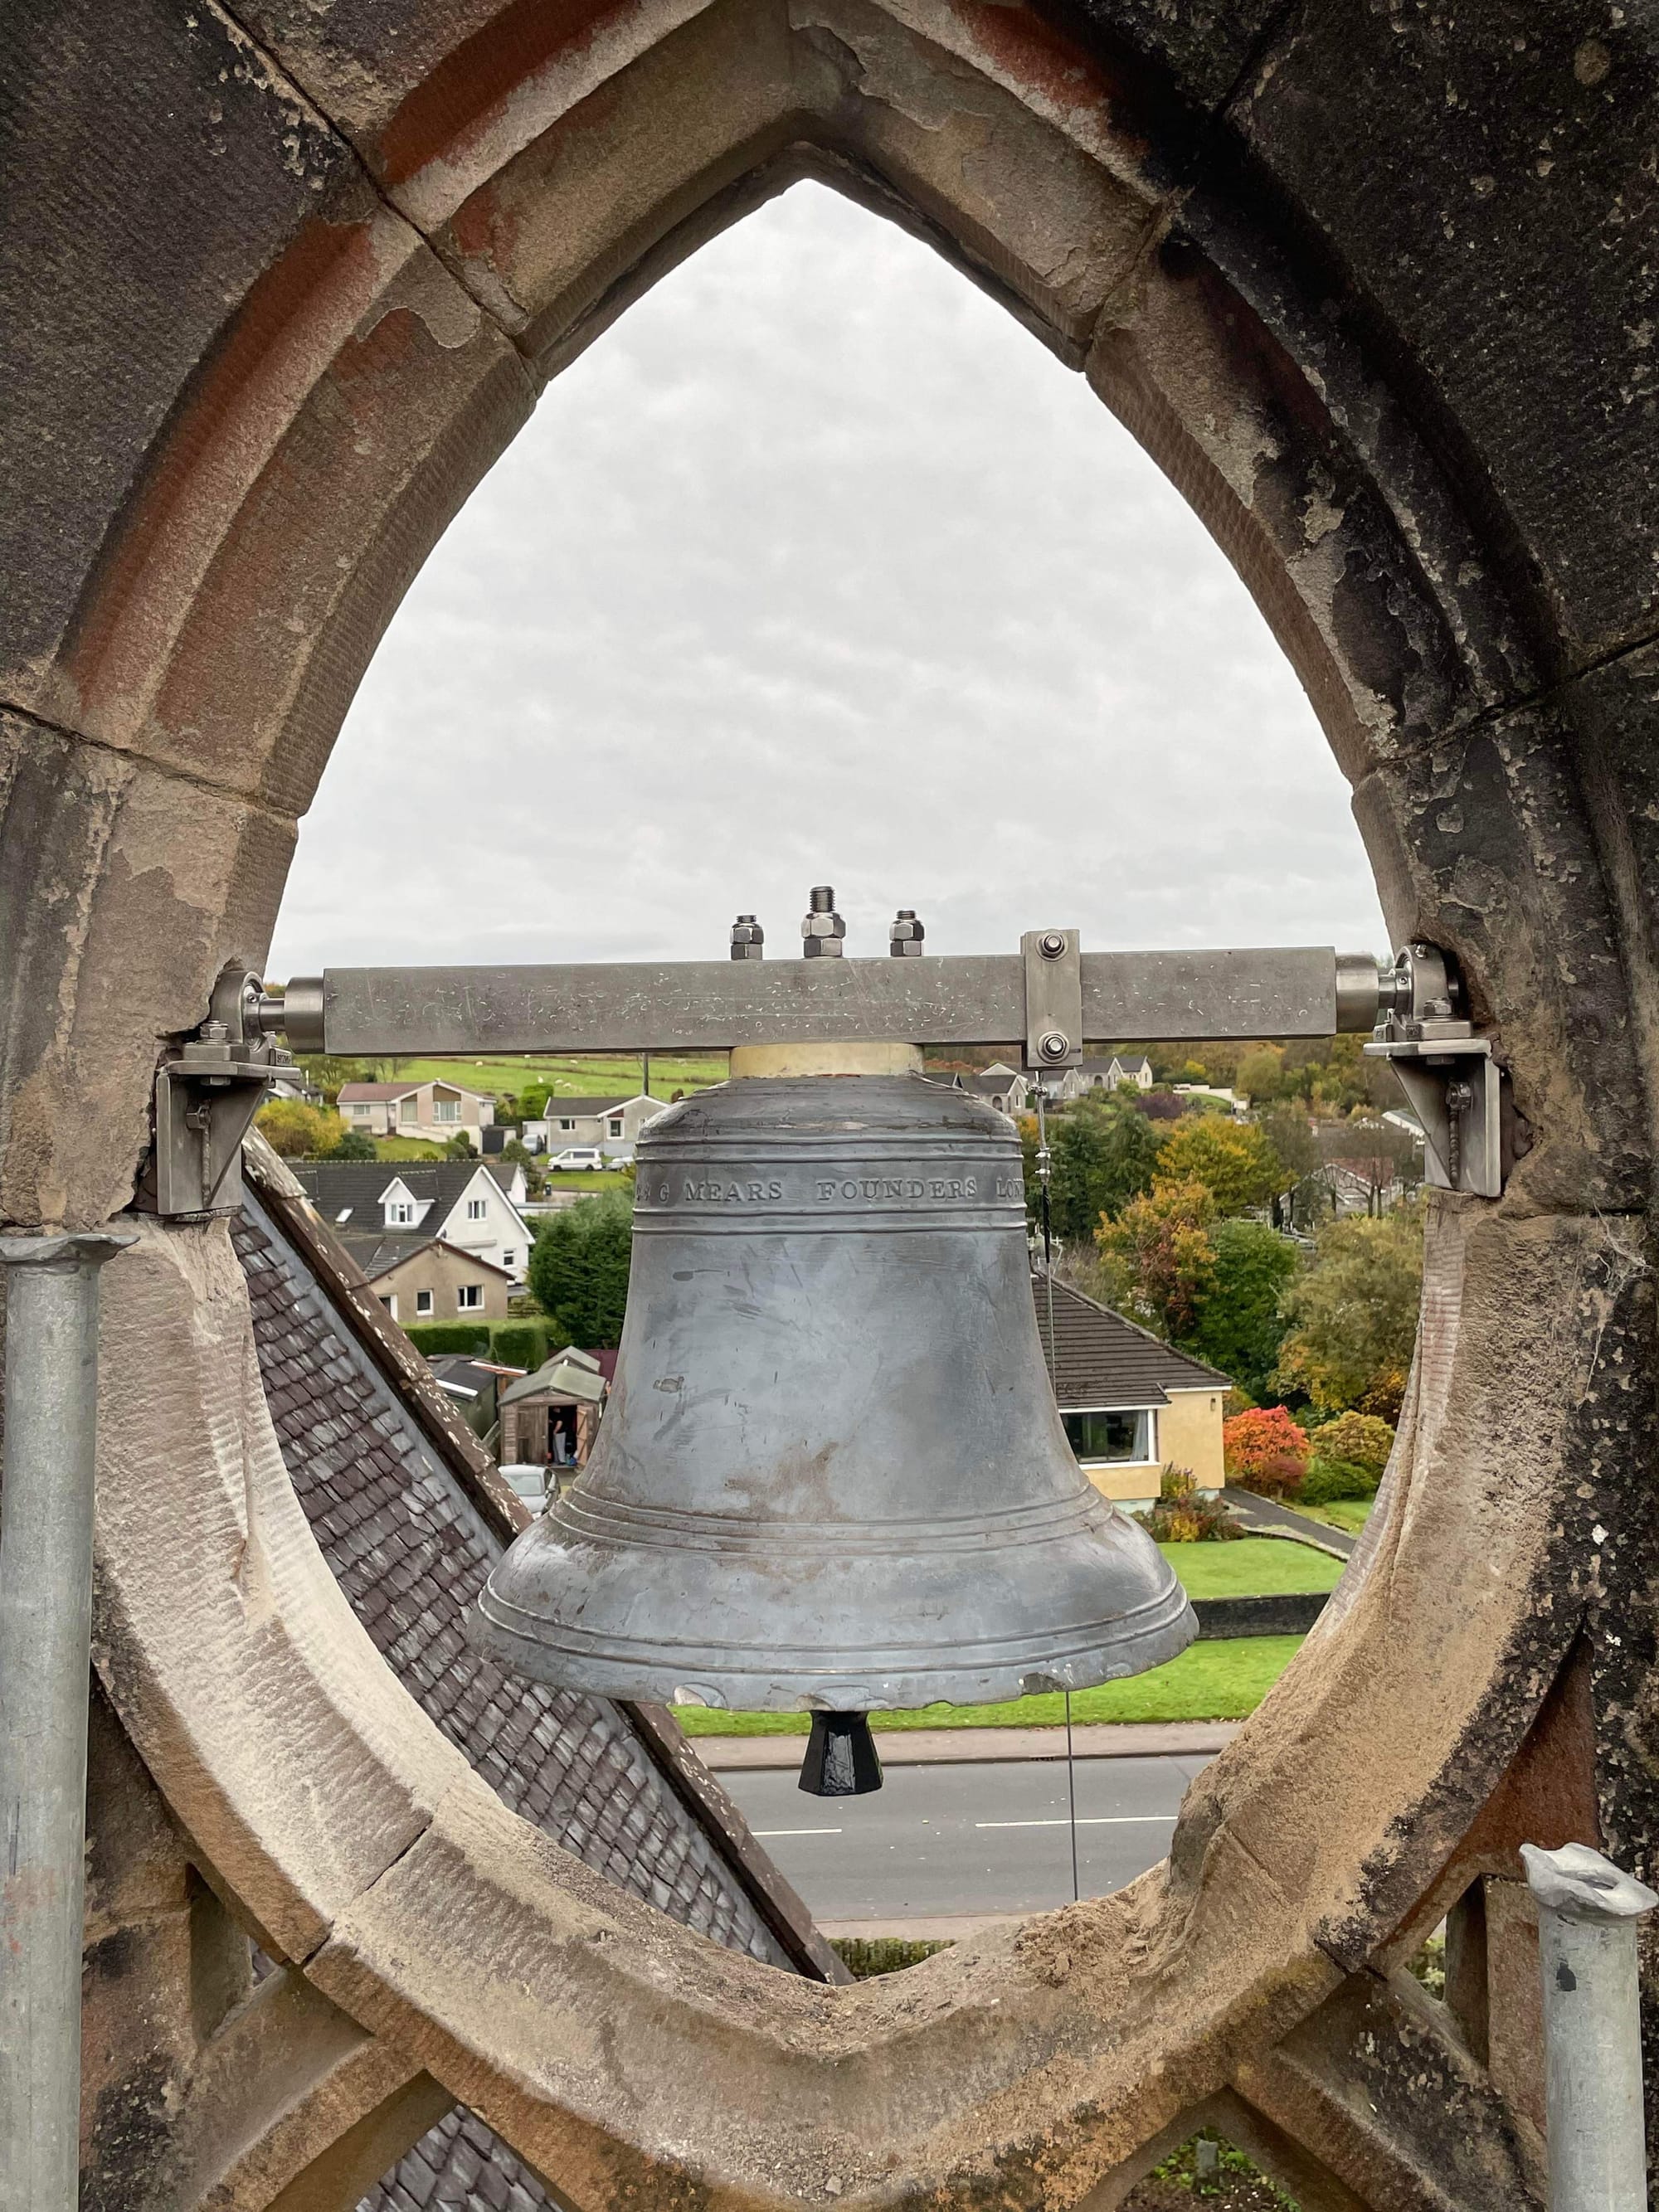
left=954, top=1064, right=1030, bottom=1119
left=337, top=1077, right=496, bottom=1147
left=524, top=1092, right=664, bottom=1159
left=290, top=1156, right=534, bottom=1286
left=1057, top=1055, right=1154, bottom=1101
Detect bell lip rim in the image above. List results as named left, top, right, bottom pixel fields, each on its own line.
left=466, top=1592, right=1198, bottom=1713
left=469, top=1583, right=1194, bottom=1680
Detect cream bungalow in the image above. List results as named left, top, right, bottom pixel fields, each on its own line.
left=337, top=1077, right=495, bottom=1146
left=1029, top=1275, right=1229, bottom=1510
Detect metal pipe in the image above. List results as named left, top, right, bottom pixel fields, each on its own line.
left=0, top=1230, right=133, bottom=2212
left=1520, top=1840, right=1657, bottom=2212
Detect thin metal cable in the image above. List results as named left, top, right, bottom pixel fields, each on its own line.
left=1034, top=1088, right=1078, bottom=1903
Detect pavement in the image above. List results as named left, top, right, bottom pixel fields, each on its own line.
left=722, top=1752, right=1217, bottom=1931
left=1221, top=1485, right=1356, bottom=1558
left=698, top=1719, right=1239, bottom=1770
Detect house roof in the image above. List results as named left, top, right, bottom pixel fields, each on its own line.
left=236, top=1137, right=843, bottom=2211
left=960, top=1072, right=1022, bottom=1095
left=289, top=1156, right=525, bottom=1231
left=340, top=1232, right=515, bottom=1285
left=338, top=1077, right=489, bottom=1102
left=1080, top=1054, right=1151, bottom=1077
left=1030, top=1274, right=1231, bottom=1409
left=533, top=1093, right=640, bottom=1116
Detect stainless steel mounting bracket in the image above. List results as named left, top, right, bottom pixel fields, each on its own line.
left=143, top=965, right=297, bottom=1219
left=1363, top=942, right=1505, bottom=1196
left=1021, top=930, right=1082, bottom=1071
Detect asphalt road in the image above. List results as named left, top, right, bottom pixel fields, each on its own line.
left=724, top=1753, right=1214, bottom=1922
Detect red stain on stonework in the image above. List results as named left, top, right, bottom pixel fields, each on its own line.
left=376, top=0, right=637, bottom=189
left=63, top=216, right=383, bottom=724
left=941, top=0, right=1130, bottom=127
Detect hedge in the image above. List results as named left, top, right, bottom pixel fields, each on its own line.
left=489, top=1320, right=550, bottom=1373
left=404, top=1322, right=491, bottom=1357
left=401, top=1320, right=551, bottom=1369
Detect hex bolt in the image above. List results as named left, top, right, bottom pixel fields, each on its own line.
left=1039, top=1031, right=1070, bottom=1062
left=889, top=909, right=925, bottom=957
left=1522, top=1841, right=1658, bottom=2212
left=730, top=914, right=765, bottom=962
left=801, top=886, right=846, bottom=959
left=1038, top=931, right=1067, bottom=960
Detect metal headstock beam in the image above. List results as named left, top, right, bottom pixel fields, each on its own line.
left=260, top=946, right=1384, bottom=1057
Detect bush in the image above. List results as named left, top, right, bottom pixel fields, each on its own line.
left=1305, top=1410, right=1394, bottom=1477
left=490, top=1320, right=549, bottom=1373
left=528, top=1189, right=633, bottom=1347
left=1299, top=1456, right=1379, bottom=1505
left=829, top=1937, right=953, bottom=1978
left=1136, top=1463, right=1242, bottom=1543
left=1222, top=1406, right=1309, bottom=1497
left=403, top=1321, right=491, bottom=1357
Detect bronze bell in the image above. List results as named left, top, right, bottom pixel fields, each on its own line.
left=472, top=1071, right=1195, bottom=1791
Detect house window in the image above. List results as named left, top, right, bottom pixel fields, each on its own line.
left=387, top=1200, right=415, bottom=1226
left=500, top=1250, right=514, bottom=1272
left=607, top=1116, right=624, bottom=1138
left=433, top=1097, right=460, bottom=1123
left=415, top=1289, right=434, bottom=1316
left=457, top=1284, right=484, bottom=1310
left=399, top=1096, right=417, bottom=1121
left=465, top=1198, right=486, bottom=1220
left=334, top=1207, right=353, bottom=1223
left=351, top=1102, right=371, bottom=1117
left=1062, top=1409, right=1152, bottom=1463
left=377, top=1294, right=397, bottom=1319
left=557, top=1117, right=576, bottom=1133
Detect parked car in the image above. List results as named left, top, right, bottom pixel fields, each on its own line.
left=547, top=1146, right=606, bottom=1171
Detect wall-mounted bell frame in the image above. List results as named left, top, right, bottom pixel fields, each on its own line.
left=152, top=910, right=1505, bottom=1217
left=1364, top=942, right=1507, bottom=1198
left=143, top=966, right=299, bottom=1219
left=148, top=900, right=1510, bottom=1799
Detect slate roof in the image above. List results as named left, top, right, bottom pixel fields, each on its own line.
left=1029, top=1274, right=1230, bottom=1410
left=338, top=1231, right=514, bottom=1285
left=233, top=1147, right=838, bottom=2211
left=339, top=1078, right=490, bottom=1101
left=290, top=1158, right=505, bottom=1222
left=534, top=1094, right=635, bottom=1114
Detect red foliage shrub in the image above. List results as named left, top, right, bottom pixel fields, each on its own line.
left=1222, top=1405, right=1310, bottom=1497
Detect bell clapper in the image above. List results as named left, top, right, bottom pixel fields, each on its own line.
left=799, top=1711, right=884, bottom=1797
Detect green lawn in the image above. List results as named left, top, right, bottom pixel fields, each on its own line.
left=538, top=1170, right=632, bottom=1191
left=1160, top=1536, right=1342, bottom=1597
left=361, top=1053, right=728, bottom=1096
left=674, top=1636, right=1305, bottom=1736
left=1297, top=1496, right=1374, bottom=1535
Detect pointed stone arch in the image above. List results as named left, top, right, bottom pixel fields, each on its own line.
left=3, top=2, right=1657, bottom=2207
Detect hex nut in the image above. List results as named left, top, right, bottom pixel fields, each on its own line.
left=730, top=914, right=764, bottom=961
left=1039, top=932, right=1067, bottom=960
left=1039, top=1031, right=1071, bottom=1062
left=889, top=910, right=925, bottom=956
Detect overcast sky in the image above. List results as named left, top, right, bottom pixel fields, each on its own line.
left=270, top=182, right=1389, bottom=979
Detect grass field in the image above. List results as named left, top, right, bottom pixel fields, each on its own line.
left=1160, top=1536, right=1341, bottom=1597
left=538, top=1170, right=632, bottom=1191
left=674, top=1636, right=1304, bottom=1735
left=1296, top=1497, right=1375, bottom=1535
left=353, top=1053, right=728, bottom=1096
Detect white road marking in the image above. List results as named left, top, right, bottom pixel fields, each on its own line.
left=753, top=1826, right=844, bottom=1836
left=974, top=1816, right=1176, bottom=1830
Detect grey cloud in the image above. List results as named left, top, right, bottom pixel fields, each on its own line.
left=271, top=182, right=1389, bottom=978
